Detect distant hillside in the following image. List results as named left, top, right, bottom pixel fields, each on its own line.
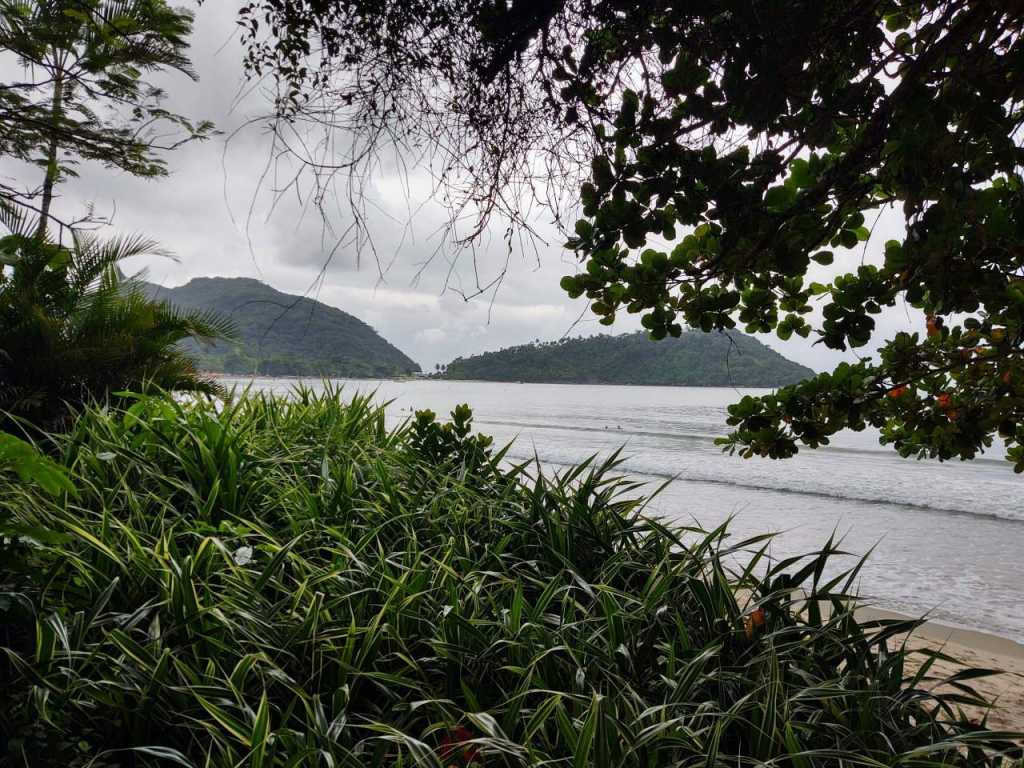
left=439, top=331, right=814, bottom=387
left=144, top=277, right=420, bottom=377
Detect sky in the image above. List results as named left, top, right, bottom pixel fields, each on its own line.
left=5, top=2, right=923, bottom=373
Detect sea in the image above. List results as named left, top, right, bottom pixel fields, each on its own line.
left=227, top=377, right=1024, bottom=643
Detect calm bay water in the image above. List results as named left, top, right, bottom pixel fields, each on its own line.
left=229, top=377, right=1024, bottom=643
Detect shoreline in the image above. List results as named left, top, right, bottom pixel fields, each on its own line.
left=858, top=607, right=1024, bottom=661
left=860, top=607, right=1024, bottom=731
left=215, top=373, right=784, bottom=391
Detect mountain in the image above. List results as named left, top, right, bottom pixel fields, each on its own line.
left=439, top=331, right=814, bottom=387
left=144, top=277, right=420, bottom=377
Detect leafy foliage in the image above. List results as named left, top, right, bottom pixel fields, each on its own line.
left=0, top=209, right=234, bottom=430
left=555, top=3, right=1024, bottom=469
left=0, top=0, right=214, bottom=230
left=0, top=431, right=74, bottom=550
left=409, top=403, right=496, bottom=477
left=440, top=331, right=813, bottom=387
left=143, top=276, right=421, bottom=378
left=0, top=432, right=74, bottom=497
left=0, top=388, right=1021, bottom=765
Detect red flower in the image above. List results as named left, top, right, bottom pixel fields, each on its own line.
left=438, top=725, right=480, bottom=766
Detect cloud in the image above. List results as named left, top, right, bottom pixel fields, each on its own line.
left=415, top=328, right=447, bottom=345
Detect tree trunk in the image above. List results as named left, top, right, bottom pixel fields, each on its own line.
left=35, top=72, right=64, bottom=241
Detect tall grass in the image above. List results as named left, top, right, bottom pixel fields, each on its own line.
left=0, top=386, right=1020, bottom=767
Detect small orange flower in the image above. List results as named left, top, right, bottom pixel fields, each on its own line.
left=888, top=386, right=907, bottom=399
left=744, top=608, right=766, bottom=639
left=926, top=315, right=943, bottom=338
left=936, top=393, right=952, bottom=410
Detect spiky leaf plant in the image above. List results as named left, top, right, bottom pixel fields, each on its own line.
left=0, top=207, right=234, bottom=431
left=0, top=388, right=1021, bottom=766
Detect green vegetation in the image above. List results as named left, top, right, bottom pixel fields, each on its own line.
left=0, top=210, right=232, bottom=431
left=555, top=4, right=1024, bottom=468
left=144, top=277, right=421, bottom=378
left=0, top=0, right=213, bottom=232
left=0, top=3, right=1021, bottom=765
left=0, top=0, right=227, bottom=432
left=1, top=388, right=1021, bottom=766
left=440, top=331, right=813, bottom=387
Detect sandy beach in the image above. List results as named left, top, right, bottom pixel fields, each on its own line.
left=859, top=609, right=1024, bottom=732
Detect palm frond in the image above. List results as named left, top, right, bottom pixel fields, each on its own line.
left=68, top=231, right=168, bottom=292
left=0, top=228, right=231, bottom=429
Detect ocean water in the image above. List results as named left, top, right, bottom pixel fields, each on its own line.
left=228, top=377, right=1024, bottom=643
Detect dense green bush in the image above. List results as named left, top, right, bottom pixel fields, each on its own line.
left=0, top=388, right=1020, bottom=766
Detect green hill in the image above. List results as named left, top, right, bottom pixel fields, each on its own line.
left=144, top=277, right=420, bottom=377
left=439, top=331, right=814, bottom=387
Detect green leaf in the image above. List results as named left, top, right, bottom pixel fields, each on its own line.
left=250, top=690, right=271, bottom=768
left=764, top=185, right=796, bottom=211
left=0, top=434, right=76, bottom=497
left=574, top=694, right=602, bottom=768
left=194, top=692, right=251, bottom=746
left=885, top=12, right=910, bottom=31
left=789, top=158, right=814, bottom=189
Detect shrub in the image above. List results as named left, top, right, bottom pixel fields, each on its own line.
left=0, top=387, right=1020, bottom=766
left=0, top=209, right=233, bottom=432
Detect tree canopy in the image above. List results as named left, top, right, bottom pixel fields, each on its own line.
left=0, top=1, right=227, bottom=428
left=559, top=2, right=1024, bottom=470
left=236, top=0, right=1024, bottom=471
left=0, top=0, right=214, bottom=235
left=220, top=0, right=611, bottom=243
left=438, top=331, right=813, bottom=387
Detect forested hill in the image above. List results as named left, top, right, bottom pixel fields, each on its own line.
left=439, top=331, right=814, bottom=387
left=144, top=277, right=420, bottom=377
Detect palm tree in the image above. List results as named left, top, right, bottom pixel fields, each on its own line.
left=0, top=206, right=234, bottom=430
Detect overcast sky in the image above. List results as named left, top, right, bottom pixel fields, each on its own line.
left=10, top=2, right=923, bottom=373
